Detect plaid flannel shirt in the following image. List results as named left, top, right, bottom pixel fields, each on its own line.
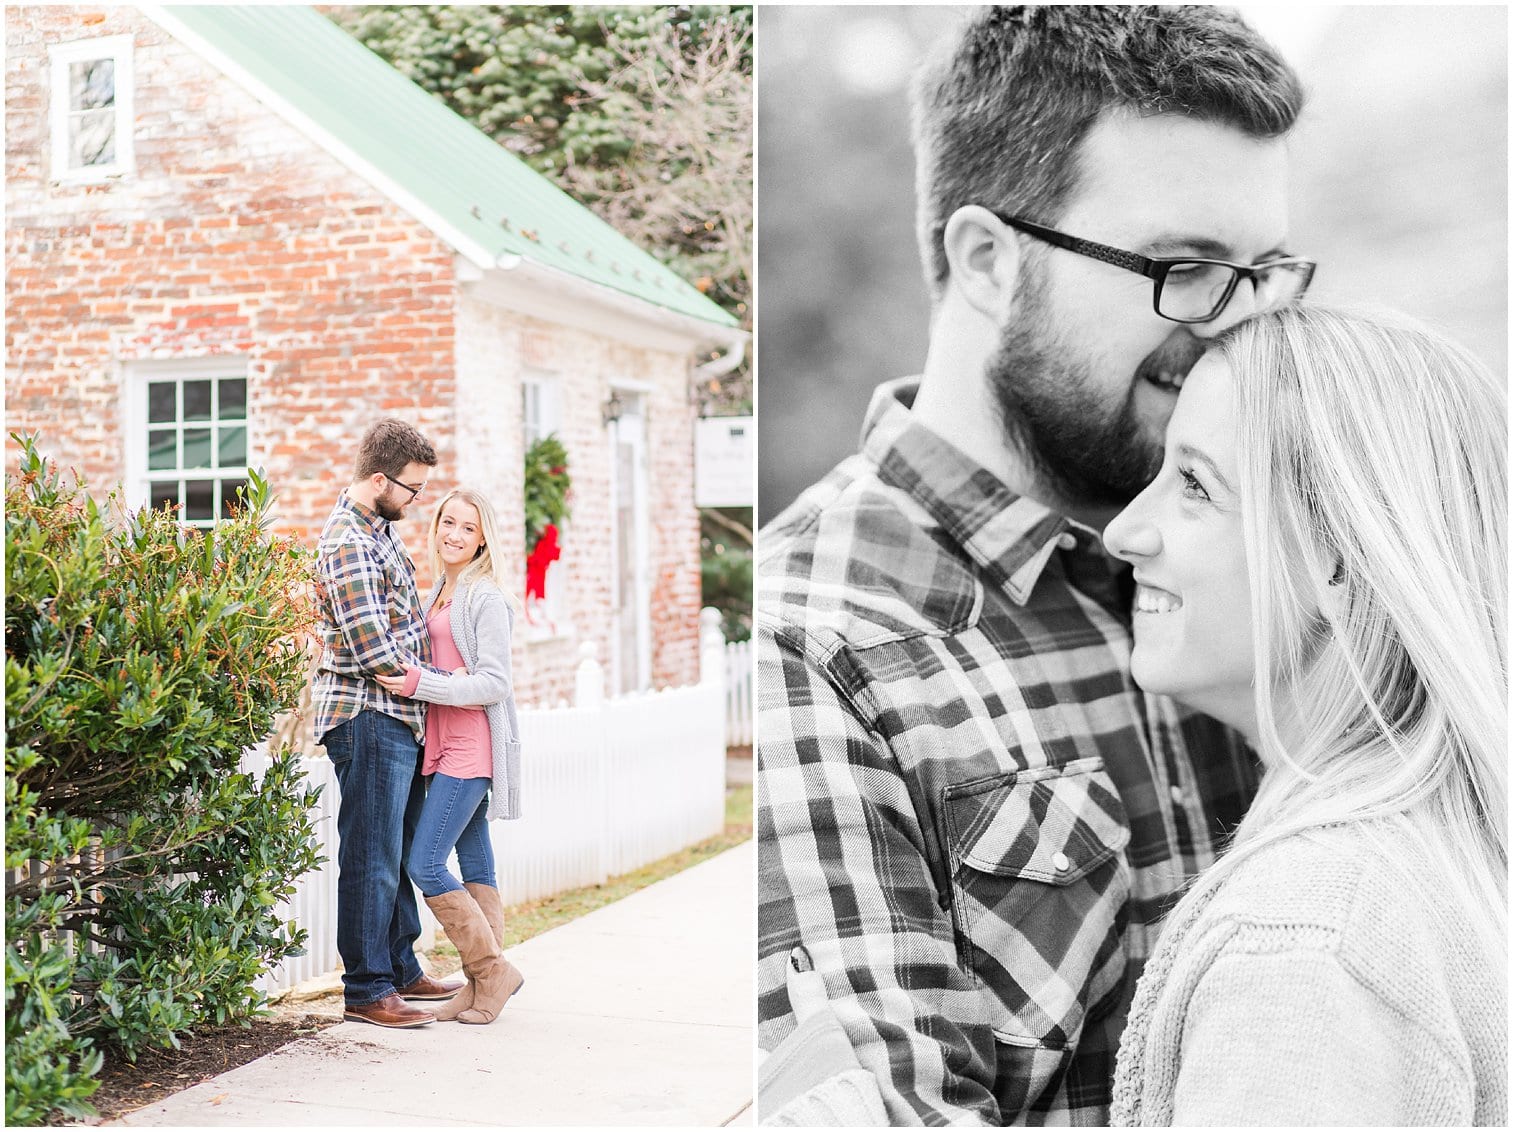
left=312, top=492, right=434, bottom=744
left=757, top=379, right=1258, bottom=1126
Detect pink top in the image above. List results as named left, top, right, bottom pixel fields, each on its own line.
left=404, top=599, right=492, bottom=780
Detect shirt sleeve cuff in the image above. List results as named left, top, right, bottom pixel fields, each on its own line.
left=401, top=666, right=422, bottom=697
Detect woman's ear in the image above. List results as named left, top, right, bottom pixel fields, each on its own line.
left=1319, top=558, right=1346, bottom=620
left=941, top=205, right=1021, bottom=320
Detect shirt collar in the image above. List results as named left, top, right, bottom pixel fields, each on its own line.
left=860, top=377, right=1108, bottom=605
left=338, top=489, right=389, bottom=535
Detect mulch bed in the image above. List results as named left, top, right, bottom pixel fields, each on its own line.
left=62, top=1013, right=340, bottom=1126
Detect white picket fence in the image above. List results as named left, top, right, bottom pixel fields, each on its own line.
left=725, top=638, right=752, bottom=747
left=249, top=610, right=731, bottom=994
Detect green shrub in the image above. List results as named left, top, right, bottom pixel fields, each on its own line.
left=4, top=436, right=323, bottom=1125
left=523, top=433, right=572, bottom=550
left=700, top=506, right=752, bottom=643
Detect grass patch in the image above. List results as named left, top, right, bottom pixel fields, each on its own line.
left=431, top=783, right=753, bottom=955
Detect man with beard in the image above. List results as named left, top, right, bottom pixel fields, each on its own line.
left=756, top=8, right=1313, bottom=1124
left=313, top=418, right=462, bottom=1028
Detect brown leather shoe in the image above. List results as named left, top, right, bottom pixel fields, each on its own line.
left=343, top=993, right=435, bottom=1028
left=396, top=972, right=464, bottom=1001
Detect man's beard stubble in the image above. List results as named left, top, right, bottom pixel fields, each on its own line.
left=987, top=282, right=1169, bottom=509
left=374, top=486, right=407, bottom=523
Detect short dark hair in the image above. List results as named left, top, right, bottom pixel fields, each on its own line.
left=353, top=418, right=437, bottom=481
left=910, top=6, right=1305, bottom=299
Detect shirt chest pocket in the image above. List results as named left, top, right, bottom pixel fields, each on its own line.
left=942, top=758, right=1131, bottom=1105
left=387, top=583, right=413, bottom=627
left=384, top=555, right=415, bottom=623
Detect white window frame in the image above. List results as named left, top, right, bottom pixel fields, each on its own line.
left=522, top=373, right=564, bottom=450
left=49, top=34, right=135, bottom=184
left=124, top=357, right=252, bottom=528
left=522, top=372, right=571, bottom=640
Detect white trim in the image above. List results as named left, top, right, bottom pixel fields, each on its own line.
left=121, top=358, right=143, bottom=508
left=607, top=377, right=656, bottom=397
left=522, top=371, right=565, bottom=449
left=129, top=355, right=250, bottom=381
left=507, top=259, right=747, bottom=353
left=461, top=257, right=744, bottom=355
left=49, top=34, right=135, bottom=183
left=142, top=5, right=498, bottom=270
left=608, top=388, right=652, bottom=694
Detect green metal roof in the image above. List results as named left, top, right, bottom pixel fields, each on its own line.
left=148, top=5, right=737, bottom=329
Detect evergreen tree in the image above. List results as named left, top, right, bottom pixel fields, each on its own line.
left=327, top=5, right=752, bottom=412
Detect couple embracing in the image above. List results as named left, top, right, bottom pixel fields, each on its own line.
left=311, top=419, right=525, bottom=1029
left=758, top=6, right=1505, bottom=1126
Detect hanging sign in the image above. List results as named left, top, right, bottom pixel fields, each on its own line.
left=695, top=416, right=754, bottom=508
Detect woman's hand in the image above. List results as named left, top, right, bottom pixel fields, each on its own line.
left=375, top=671, right=409, bottom=695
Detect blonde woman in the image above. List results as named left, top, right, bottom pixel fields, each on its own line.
left=1102, top=304, right=1506, bottom=1125
left=376, top=488, right=525, bottom=1025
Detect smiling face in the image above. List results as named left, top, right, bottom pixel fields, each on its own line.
left=1102, top=353, right=1257, bottom=735
left=435, top=497, right=485, bottom=571
left=991, top=111, right=1293, bottom=507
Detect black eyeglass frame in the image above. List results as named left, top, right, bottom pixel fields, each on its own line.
left=995, top=213, right=1317, bottom=325
left=382, top=472, right=425, bottom=501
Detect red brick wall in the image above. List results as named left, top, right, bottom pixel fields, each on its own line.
left=5, top=5, right=706, bottom=703
left=642, top=354, right=703, bottom=693
left=6, top=6, right=459, bottom=548
left=456, top=292, right=702, bottom=705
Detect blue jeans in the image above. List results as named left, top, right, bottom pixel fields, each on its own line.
left=407, top=773, right=496, bottom=897
left=322, top=710, right=427, bottom=1006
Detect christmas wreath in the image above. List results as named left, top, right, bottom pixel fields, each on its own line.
left=524, top=435, right=572, bottom=604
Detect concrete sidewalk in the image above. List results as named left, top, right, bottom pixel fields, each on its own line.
left=114, top=840, right=756, bottom=1127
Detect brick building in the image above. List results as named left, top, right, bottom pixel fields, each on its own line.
left=5, top=5, right=745, bottom=704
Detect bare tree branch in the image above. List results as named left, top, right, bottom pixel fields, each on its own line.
left=701, top=507, right=753, bottom=547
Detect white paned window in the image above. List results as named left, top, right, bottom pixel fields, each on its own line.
left=522, top=374, right=563, bottom=448
left=129, top=359, right=251, bottom=528
left=49, top=35, right=135, bottom=182
left=522, top=374, right=569, bottom=638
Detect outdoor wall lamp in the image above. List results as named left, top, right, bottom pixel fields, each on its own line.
left=601, top=390, right=623, bottom=428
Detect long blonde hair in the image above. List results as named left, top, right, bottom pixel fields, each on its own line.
left=1195, top=303, right=1507, bottom=958
left=426, top=488, right=520, bottom=609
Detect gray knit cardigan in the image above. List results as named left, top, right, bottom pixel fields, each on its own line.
left=1111, top=819, right=1507, bottom=1126
left=411, top=578, right=523, bottom=820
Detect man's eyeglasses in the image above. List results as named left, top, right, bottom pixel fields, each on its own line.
left=383, top=473, right=425, bottom=501
left=995, top=213, right=1316, bottom=325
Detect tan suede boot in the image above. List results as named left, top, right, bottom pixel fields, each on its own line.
left=424, top=889, right=523, bottom=1026
left=424, top=890, right=479, bottom=1021
left=429, top=884, right=506, bottom=1021
left=459, top=882, right=522, bottom=1023
left=464, top=882, right=505, bottom=948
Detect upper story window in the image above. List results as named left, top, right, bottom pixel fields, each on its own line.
left=49, top=35, right=135, bottom=183
left=127, top=358, right=251, bottom=529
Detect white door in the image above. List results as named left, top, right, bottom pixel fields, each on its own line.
left=611, top=394, right=650, bottom=694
